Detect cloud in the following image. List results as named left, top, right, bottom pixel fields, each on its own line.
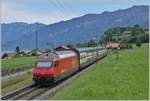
left=1, top=0, right=149, bottom=24
left=1, top=0, right=78, bottom=24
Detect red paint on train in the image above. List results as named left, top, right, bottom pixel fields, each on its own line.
left=33, top=50, right=80, bottom=84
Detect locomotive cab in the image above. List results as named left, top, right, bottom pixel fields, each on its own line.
left=33, top=53, right=59, bottom=84
left=32, top=50, right=80, bottom=85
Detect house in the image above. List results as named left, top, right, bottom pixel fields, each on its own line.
left=123, top=31, right=132, bottom=37
left=1, top=53, right=9, bottom=59
left=55, top=45, right=71, bottom=51
left=38, top=49, right=47, bottom=53
left=27, top=49, right=46, bottom=56
left=106, top=42, right=120, bottom=49
left=1, top=52, right=16, bottom=59
left=123, top=31, right=131, bottom=35
left=16, top=51, right=27, bottom=56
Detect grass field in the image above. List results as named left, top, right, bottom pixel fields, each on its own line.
left=1, top=56, right=35, bottom=72
left=1, top=71, right=33, bottom=96
left=52, top=44, right=149, bottom=100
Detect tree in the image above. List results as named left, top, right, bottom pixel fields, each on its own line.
left=136, top=39, right=142, bottom=47
left=119, top=38, right=130, bottom=49
left=138, top=33, right=149, bottom=43
left=87, top=39, right=97, bottom=47
left=128, top=44, right=133, bottom=49
left=15, top=46, right=20, bottom=54
left=31, top=52, right=38, bottom=56
left=128, top=36, right=137, bottom=43
left=67, top=45, right=75, bottom=49
left=131, top=24, right=144, bottom=36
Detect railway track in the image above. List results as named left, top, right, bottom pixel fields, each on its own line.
left=1, top=84, right=36, bottom=100
left=1, top=56, right=106, bottom=100
left=14, top=86, right=51, bottom=100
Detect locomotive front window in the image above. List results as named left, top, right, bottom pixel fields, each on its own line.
left=37, top=62, right=52, bottom=68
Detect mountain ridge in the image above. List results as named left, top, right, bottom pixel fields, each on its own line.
left=1, top=5, right=149, bottom=51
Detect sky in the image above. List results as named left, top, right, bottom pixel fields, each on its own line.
left=1, top=0, right=149, bottom=24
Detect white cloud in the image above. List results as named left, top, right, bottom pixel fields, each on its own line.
left=0, top=0, right=78, bottom=24
left=1, top=0, right=148, bottom=24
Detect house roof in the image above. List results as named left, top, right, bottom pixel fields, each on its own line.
left=123, top=31, right=131, bottom=34
left=106, top=42, right=120, bottom=48
left=27, top=49, right=45, bottom=54
left=55, top=45, right=71, bottom=51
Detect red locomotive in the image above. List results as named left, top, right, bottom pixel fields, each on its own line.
left=33, top=47, right=107, bottom=84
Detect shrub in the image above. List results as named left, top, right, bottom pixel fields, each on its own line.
left=136, top=39, right=142, bottom=47
left=128, top=44, right=133, bottom=49
left=31, top=52, right=38, bottom=56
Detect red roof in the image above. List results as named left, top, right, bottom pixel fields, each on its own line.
left=106, top=42, right=120, bottom=48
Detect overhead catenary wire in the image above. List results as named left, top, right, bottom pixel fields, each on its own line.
left=55, top=0, right=73, bottom=18
left=47, top=0, right=65, bottom=19
left=4, top=0, right=75, bottom=53
left=61, top=0, right=75, bottom=13
left=46, top=0, right=75, bottom=48
left=49, top=0, right=72, bottom=18
left=45, top=0, right=67, bottom=49
left=47, top=0, right=71, bottom=18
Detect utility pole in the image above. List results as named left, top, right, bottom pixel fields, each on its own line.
left=108, top=33, right=111, bottom=55
left=35, top=30, right=38, bottom=58
left=96, top=35, right=99, bottom=47
left=51, top=43, right=55, bottom=52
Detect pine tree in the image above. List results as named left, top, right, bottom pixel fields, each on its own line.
left=15, top=46, right=20, bottom=54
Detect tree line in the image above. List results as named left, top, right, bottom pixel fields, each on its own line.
left=68, top=24, right=149, bottom=48
left=99, top=24, right=149, bottom=48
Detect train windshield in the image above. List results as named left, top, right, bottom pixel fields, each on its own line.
left=36, top=62, right=52, bottom=68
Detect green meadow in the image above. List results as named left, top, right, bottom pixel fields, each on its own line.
left=53, top=44, right=149, bottom=100
left=1, top=56, right=35, bottom=72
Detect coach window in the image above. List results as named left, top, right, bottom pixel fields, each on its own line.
left=54, top=61, right=58, bottom=67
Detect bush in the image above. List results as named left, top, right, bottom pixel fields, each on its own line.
left=136, top=39, right=142, bottom=47
left=31, top=52, right=38, bottom=56
left=119, top=38, right=130, bottom=49
left=128, top=44, right=133, bottom=49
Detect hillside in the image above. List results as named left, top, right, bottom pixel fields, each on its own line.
left=1, top=5, right=149, bottom=51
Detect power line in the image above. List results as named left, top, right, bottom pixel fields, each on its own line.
left=62, top=0, right=75, bottom=12
left=54, top=0, right=72, bottom=18
left=46, top=0, right=74, bottom=47
left=47, top=0, right=70, bottom=18
left=47, top=0, right=65, bottom=19
left=56, top=0, right=73, bottom=18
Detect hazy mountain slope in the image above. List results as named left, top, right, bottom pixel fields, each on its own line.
left=1, top=5, right=149, bottom=51
left=1, top=22, right=46, bottom=43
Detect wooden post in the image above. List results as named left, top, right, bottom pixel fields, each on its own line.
left=117, top=48, right=119, bottom=60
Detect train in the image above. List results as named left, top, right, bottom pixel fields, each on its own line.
left=33, top=47, right=107, bottom=85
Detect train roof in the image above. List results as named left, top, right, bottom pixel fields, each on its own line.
left=76, top=47, right=105, bottom=53
left=56, top=50, right=77, bottom=58
left=37, top=50, right=77, bottom=60
left=37, top=47, right=105, bottom=61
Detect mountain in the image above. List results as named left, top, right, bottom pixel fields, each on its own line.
left=1, top=22, right=46, bottom=43
left=1, top=22, right=46, bottom=51
left=1, top=5, right=149, bottom=51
